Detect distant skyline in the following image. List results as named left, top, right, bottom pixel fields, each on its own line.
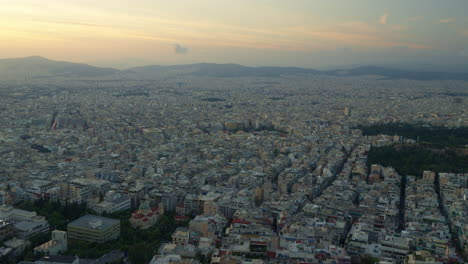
left=1, top=0, right=468, bottom=68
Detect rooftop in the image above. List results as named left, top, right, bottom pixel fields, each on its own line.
left=14, top=220, right=47, bottom=231
left=67, top=214, right=119, bottom=230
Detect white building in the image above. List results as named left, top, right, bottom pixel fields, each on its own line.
left=91, top=191, right=131, bottom=215
left=34, top=230, right=68, bottom=256
left=0, top=205, right=49, bottom=238
left=0, top=205, right=44, bottom=224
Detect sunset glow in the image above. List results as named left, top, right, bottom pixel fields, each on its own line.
left=1, top=0, right=467, bottom=67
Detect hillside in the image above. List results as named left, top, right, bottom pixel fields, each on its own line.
left=1, top=56, right=467, bottom=81
left=0, top=56, right=118, bottom=79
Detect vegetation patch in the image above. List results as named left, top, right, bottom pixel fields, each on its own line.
left=367, top=144, right=468, bottom=176
left=16, top=199, right=189, bottom=264
left=358, top=123, right=468, bottom=147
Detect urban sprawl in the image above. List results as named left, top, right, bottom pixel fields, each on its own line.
left=0, top=75, right=466, bottom=264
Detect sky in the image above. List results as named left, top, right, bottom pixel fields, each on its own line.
left=1, top=0, right=467, bottom=69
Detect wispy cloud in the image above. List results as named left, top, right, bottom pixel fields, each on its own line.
left=29, top=19, right=107, bottom=28
left=438, top=18, right=454, bottom=24
left=379, top=12, right=389, bottom=25
left=0, top=1, right=433, bottom=57
left=174, top=43, right=188, bottom=54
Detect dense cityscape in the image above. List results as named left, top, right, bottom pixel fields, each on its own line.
left=0, top=69, right=466, bottom=264
left=1, top=0, right=468, bottom=263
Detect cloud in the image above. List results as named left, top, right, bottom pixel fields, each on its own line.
left=438, top=18, right=454, bottom=24
left=379, top=12, right=389, bottom=25
left=0, top=1, right=433, bottom=57
left=30, top=19, right=105, bottom=28
left=173, top=43, right=188, bottom=54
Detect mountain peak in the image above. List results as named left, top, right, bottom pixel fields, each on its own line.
left=21, top=56, right=51, bottom=62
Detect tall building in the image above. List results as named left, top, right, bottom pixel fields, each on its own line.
left=58, top=182, right=90, bottom=204
left=344, top=107, right=351, bottom=117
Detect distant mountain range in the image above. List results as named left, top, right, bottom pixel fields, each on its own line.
left=1, top=56, right=467, bottom=81
left=324, top=66, right=468, bottom=81
left=125, top=63, right=321, bottom=78
left=0, top=56, right=118, bottom=79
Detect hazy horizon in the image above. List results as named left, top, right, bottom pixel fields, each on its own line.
left=1, top=0, right=468, bottom=69
left=3, top=55, right=468, bottom=74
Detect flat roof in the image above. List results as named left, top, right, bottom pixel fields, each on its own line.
left=68, top=214, right=119, bottom=230
left=14, top=221, right=46, bottom=231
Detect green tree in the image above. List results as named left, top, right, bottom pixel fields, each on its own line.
left=361, top=255, right=379, bottom=264
left=129, top=243, right=151, bottom=264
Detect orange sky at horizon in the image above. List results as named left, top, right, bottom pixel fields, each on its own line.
left=1, top=0, right=467, bottom=67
